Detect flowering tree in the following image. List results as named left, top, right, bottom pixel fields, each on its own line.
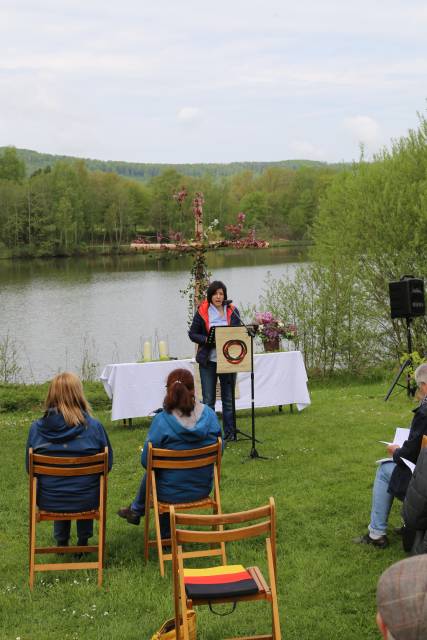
left=172, top=187, right=268, bottom=322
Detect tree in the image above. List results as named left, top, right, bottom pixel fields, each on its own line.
left=0, top=147, right=26, bottom=182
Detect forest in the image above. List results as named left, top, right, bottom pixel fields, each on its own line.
left=0, top=146, right=339, bottom=257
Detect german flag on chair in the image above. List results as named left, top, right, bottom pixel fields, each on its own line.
left=183, top=564, right=259, bottom=600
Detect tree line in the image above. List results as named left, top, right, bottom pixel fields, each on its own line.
left=3, top=146, right=348, bottom=181
left=253, top=114, right=427, bottom=373
left=0, top=147, right=339, bottom=257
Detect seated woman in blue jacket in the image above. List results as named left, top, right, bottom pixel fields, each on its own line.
left=26, top=372, right=113, bottom=547
left=118, top=368, right=222, bottom=535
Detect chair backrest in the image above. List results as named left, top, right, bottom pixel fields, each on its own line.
left=147, top=438, right=222, bottom=479
left=171, top=497, right=275, bottom=551
left=29, top=448, right=109, bottom=479
left=170, top=498, right=279, bottom=640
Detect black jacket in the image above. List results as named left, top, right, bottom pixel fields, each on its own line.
left=388, top=401, right=427, bottom=500
left=188, top=300, right=241, bottom=367
left=402, top=447, right=427, bottom=554
left=403, top=447, right=427, bottom=530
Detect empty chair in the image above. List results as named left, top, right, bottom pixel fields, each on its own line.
left=170, top=497, right=281, bottom=640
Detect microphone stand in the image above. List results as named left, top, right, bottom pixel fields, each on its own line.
left=228, top=304, right=266, bottom=460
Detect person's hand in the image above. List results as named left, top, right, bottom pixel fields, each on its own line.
left=387, top=443, right=400, bottom=456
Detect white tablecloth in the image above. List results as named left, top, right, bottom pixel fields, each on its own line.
left=100, top=351, right=311, bottom=421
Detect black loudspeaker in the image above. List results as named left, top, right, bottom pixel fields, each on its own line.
left=389, top=277, right=425, bottom=319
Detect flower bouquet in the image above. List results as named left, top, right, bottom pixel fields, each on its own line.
left=254, top=312, right=297, bottom=352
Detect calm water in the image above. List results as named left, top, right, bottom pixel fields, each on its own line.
left=0, top=247, right=307, bottom=382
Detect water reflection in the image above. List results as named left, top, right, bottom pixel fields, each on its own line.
left=0, top=247, right=308, bottom=382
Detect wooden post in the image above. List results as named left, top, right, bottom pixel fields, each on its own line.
left=193, top=193, right=205, bottom=310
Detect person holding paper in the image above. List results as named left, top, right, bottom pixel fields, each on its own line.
left=354, top=363, right=427, bottom=549
left=189, top=280, right=241, bottom=441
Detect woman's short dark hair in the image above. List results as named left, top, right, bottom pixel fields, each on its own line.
left=207, top=280, right=227, bottom=304
left=163, top=368, right=196, bottom=417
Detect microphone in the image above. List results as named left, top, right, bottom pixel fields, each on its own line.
left=224, top=299, right=233, bottom=307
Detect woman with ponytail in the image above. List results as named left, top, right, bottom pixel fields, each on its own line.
left=118, top=368, right=222, bottom=535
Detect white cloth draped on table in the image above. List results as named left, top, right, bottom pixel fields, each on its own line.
left=100, top=351, right=311, bottom=421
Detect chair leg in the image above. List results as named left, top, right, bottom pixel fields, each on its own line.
left=266, top=539, right=281, bottom=640
left=29, top=480, right=37, bottom=590
left=143, top=504, right=150, bottom=563
left=177, top=550, right=190, bottom=640
left=98, top=524, right=104, bottom=588
left=153, top=500, right=165, bottom=576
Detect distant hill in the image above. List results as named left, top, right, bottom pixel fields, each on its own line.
left=2, top=147, right=348, bottom=182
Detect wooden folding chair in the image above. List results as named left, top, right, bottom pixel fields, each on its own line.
left=170, top=497, right=281, bottom=640
left=144, top=438, right=225, bottom=577
left=28, top=446, right=109, bottom=589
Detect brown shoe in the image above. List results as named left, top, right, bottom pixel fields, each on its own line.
left=117, top=505, right=141, bottom=525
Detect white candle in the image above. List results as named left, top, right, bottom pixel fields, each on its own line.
left=159, top=340, right=168, bottom=359
left=143, top=341, right=152, bottom=361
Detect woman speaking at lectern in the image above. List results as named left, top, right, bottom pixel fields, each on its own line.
left=189, top=280, right=241, bottom=441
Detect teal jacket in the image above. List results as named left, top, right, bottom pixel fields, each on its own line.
left=141, top=405, right=222, bottom=503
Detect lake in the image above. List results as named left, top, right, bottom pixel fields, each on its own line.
left=0, top=247, right=307, bottom=382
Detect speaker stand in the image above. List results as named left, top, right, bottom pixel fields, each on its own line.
left=385, top=317, right=416, bottom=400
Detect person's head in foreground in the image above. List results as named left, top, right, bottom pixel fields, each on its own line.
left=45, top=371, right=91, bottom=426
left=163, top=368, right=196, bottom=416
left=415, top=363, right=427, bottom=399
left=376, top=555, right=427, bottom=639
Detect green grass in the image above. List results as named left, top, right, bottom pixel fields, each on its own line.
left=0, top=379, right=414, bottom=639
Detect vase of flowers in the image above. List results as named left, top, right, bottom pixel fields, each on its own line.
left=255, top=312, right=297, bottom=353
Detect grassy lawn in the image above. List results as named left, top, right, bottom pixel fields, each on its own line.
left=0, top=378, right=414, bottom=639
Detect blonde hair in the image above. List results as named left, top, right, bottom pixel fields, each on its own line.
left=45, top=372, right=92, bottom=427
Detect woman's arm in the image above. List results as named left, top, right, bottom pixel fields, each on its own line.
left=141, top=413, right=164, bottom=468
left=393, top=409, right=427, bottom=464
left=188, top=312, right=207, bottom=345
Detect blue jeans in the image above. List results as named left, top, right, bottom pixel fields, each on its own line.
left=54, top=519, right=93, bottom=544
left=199, top=361, right=236, bottom=437
left=368, top=461, right=396, bottom=536
left=131, top=473, right=170, bottom=538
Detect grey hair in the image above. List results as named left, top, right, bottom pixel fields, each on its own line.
left=415, top=363, right=427, bottom=385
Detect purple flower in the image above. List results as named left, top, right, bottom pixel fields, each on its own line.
left=254, top=311, right=297, bottom=342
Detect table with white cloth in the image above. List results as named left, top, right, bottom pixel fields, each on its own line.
left=100, top=351, right=310, bottom=421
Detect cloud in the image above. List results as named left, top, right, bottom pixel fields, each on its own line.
left=343, top=116, right=380, bottom=144
left=177, top=107, right=201, bottom=123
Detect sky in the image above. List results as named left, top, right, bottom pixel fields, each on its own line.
left=1, top=0, right=427, bottom=164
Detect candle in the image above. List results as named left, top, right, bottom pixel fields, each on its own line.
left=143, top=341, right=152, bottom=361
left=159, top=340, right=168, bottom=359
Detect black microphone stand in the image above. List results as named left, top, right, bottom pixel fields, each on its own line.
left=229, top=305, right=266, bottom=460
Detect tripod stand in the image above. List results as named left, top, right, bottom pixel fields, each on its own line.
left=229, top=375, right=254, bottom=443
left=229, top=311, right=265, bottom=459
left=385, top=317, right=416, bottom=401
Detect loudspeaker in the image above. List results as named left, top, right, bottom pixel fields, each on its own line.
left=389, top=277, right=425, bottom=319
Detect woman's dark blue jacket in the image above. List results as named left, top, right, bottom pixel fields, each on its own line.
left=189, top=300, right=241, bottom=366
left=26, top=410, right=113, bottom=512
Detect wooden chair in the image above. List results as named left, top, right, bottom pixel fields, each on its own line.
left=144, top=438, right=225, bottom=577
left=28, top=446, right=109, bottom=589
left=170, top=497, right=281, bottom=640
